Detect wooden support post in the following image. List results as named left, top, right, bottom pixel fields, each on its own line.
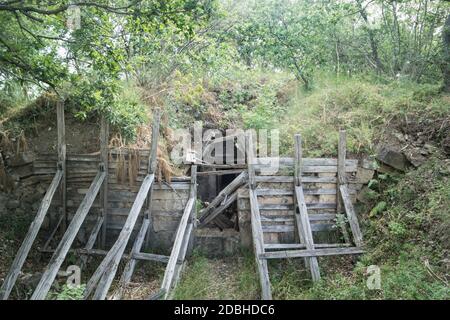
left=57, top=100, right=67, bottom=232
left=246, top=132, right=272, bottom=300
left=337, top=130, right=351, bottom=244
left=100, top=115, right=109, bottom=249
left=145, top=108, right=161, bottom=249
left=31, top=169, right=106, bottom=300
left=161, top=166, right=197, bottom=299
left=294, top=134, right=320, bottom=282
left=337, top=130, right=346, bottom=211
left=0, top=170, right=63, bottom=300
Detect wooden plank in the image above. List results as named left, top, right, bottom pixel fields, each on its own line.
left=260, top=247, right=365, bottom=259
left=200, top=189, right=239, bottom=226
left=262, top=223, right=334, bottom=233
left=249, top=189, right=272, bottom=300
left=111, top=219, right=150, bottom=300
left=161, top=166, right=197, bottom=299
left=145, top=108, right=161, bottom=248
left=31, top=170, right=106, bottom=300
left=198, top=171, right=247, bottom=224
left=0, top=170, right=63, bottom=300
left=40, top=247, right=170, bottom=263
left=100, top=115, right=109, bottom=249
left=254, top=176, right=337, bottom=183
left=295, top=185, right=321, bottom=281
left=197, top=169, right=244, bottom=176
left=80, top=216, right=104, bottom=270
left=264, top=243, right=351, bottom=250
left=83, top=174, right=155, bottom=298
left=337, top=130, right=346, bottom=215
left=340, top=185, right=364, bottom=247
left=57, top=101, right=67, bottom=233
left=255, top=157, right=358, bottom=167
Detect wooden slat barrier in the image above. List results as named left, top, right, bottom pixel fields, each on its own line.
left=0, top=170, right=63, bottom=300
left=31, top=169, right=106, bottom=300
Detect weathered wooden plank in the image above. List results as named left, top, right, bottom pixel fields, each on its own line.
left=83, top=174, right=155, bottom=299
left=111, top=218, right=150, bottom=300
left=198, top=171, right=247, bottom=224
left=295, top=185, right=320, bottom=281
left=249, top=189, right=272, bottom=300
left=56, top=101, right=67, bottom=233
left=262, top=223, right=334, bottom=233
left=0, top=170, right=63, bottom=300
left=197, top=169, right=244, bottom=176
left=255, top=157, right=358, bottom=167
left=100, top=116, right=109, bottom=249
left=161, top=166, right=197, bottom=299
left=80, top=216, right=104, bottom=270
left=161, top=197, right=195, bottom=298
left=340, top=185, right=363, bottom=247
left=200, top=189, right=240, bottom=226
left=264, top=243, right=351, bottom=250
left=31, top=170, right=106, bottom=300
left=260, top=247, right=365, bottom=259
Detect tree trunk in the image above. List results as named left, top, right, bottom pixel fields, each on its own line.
left=443, top=14, right=450, bottom=92
left=356, top=0, right=384, bottom=73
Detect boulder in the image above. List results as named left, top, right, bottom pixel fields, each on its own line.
left=376, top=146, right=409, bottom=171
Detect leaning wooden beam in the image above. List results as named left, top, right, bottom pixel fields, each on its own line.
left=340, top=185, right=364, bottom=247
left=80, top=216, right=104, bottom=270
left=198, top=171, right=247, bottom=225
left=249, top=189, right=273, bottom=300
left=0, top=170, right=63, bottom=300
left=161, top=166, right=197, bottom=299
left=295, top=185, right=321, bottom=281
left=92, top=240, right=127, bottom=300
left=168, top=167, right=198, bottom=300
left=247, top=132, right=272, bottom=300
left=260, top=247, right=365, bottom=260
left=200, top=188, right=240, bottom=226
left=31, top=170, right=106, bottom=300
left=110, top=219, right=150, bottom=300
left=83, top=174, right=155, bottom=298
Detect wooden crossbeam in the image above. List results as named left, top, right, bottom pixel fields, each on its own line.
left=260, top=247, right=364, bottom=259
left=0, top=169, right=63, bottom=300
left=31, top=170, right=106, bottom=300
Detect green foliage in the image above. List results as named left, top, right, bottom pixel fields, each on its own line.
left=48, top=284, right=86, bottom=300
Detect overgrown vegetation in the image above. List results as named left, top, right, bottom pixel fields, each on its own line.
left=0, top=0, right=449, bottom=300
